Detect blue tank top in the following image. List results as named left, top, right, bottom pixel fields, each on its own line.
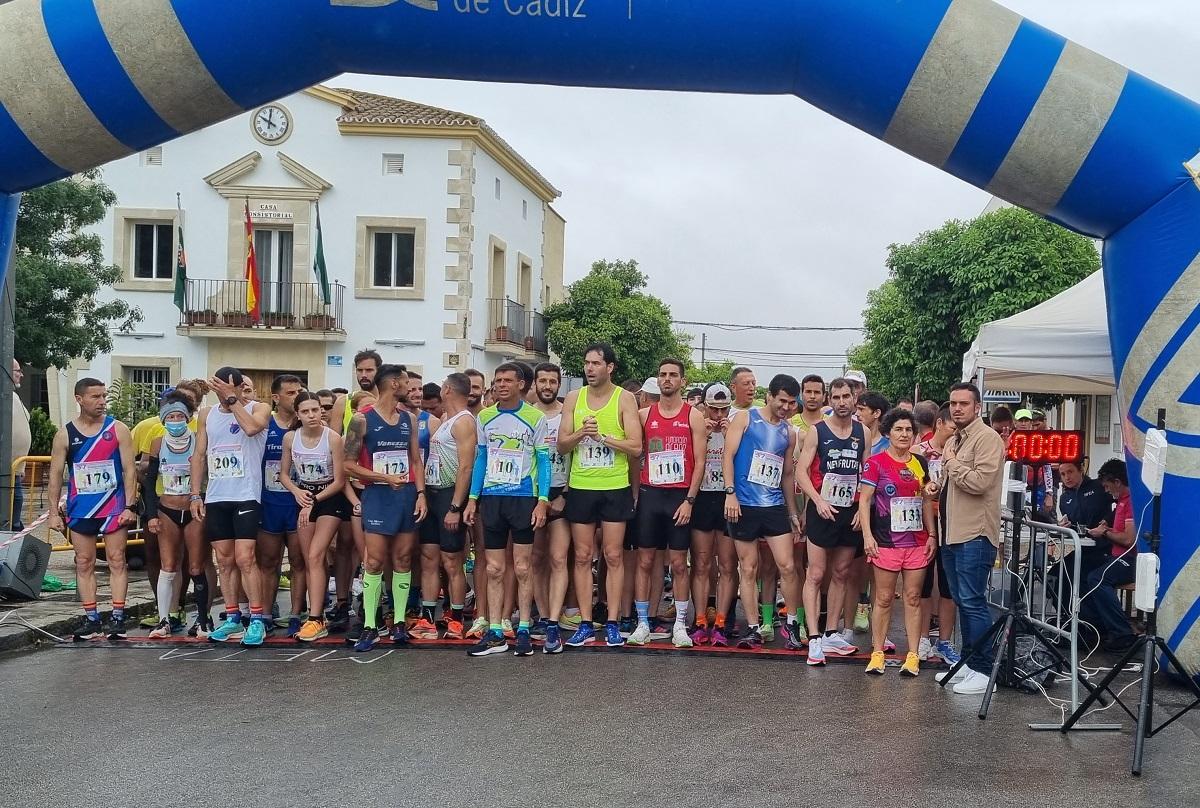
left=418, top=409, right=431, bottom=460
left=157, top=433, right=196, bottom=497
left=732, top=408, right=790, bottom=507
left=66, top=416, right=126, bottom=519
left=362, top=406, right=415, bottom=486
left=261, top=415, right=294, bottom=505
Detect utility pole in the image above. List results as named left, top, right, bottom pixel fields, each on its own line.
left=700, top=332, right=706, bottom=367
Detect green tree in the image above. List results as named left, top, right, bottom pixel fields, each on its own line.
left=545, top=259, right=690, bottom=383
left=14, top=171, right=142, bottom=368
left=685, top=361, right=737, bottom=387
left=848, top=207, right=1099, bottom=403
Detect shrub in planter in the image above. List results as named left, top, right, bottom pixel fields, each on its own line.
left=304, top=313, right=336, bottom=330
left=223, top=311, right=252, bottom=327
left=187, top=309, right=218, bottom=326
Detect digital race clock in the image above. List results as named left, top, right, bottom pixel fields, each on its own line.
left=1006, top=430, right=1084, bottom=466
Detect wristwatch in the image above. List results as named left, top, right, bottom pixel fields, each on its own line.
left=685, top=495, right=696, bottom=505
left=223, top=395, right=237, bottom=408
left=449, top=502, right=462, bottom=514
left=724, top=486, right=735, bottom=495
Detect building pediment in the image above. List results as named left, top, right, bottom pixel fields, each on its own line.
left=204, top=151, right=332, bottom=201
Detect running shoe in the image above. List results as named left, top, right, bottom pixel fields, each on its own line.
left=105, top=617, right=127, bottom=640
left=210, top=619, right=244, bottom=643
left=671, top=624, right=694, bottom=648
left=354, top=628, right=380, bottom=653
left=806, top=636, right=826, bottom=666
left=934, top=640, right=960, bottom=666
left=735, top=627, right=762, bottom=649
left=627, top=623, right=652, bottom=646
left=278, top=575, right=291, bottom=590
left=784, top=623, right=806, bottom=651
left=241, top=619, right=266, bottom=646
left=343, top=622, right=363, bottom=646
left=501, top=619, right=515, bottom=639
left=530, top=618, right=548, bottom=637
left=390, top=623, right=411, bottom=645
left=543, top=624, right=563, bottom=654
left=444, top=618, right=465, bottom=640
left=326, top=604, right=351, bottom=633
left=513, top=630, right=534, bottom=656
left=853, top=603, right=870, bottom=632
left=169, top=615, right=185, bottom=634
left=465, top=617, right=489, bottom=639
left=410, top=618, right=439, bottom=640
left=296, top=619, right=328, bottom=642
left=690, top=624, right=710, bottom=646
left=565, top=622, right=596, bottom=647
left=468, top=632, right=508, bottom=657
left=823, top=632, right=858, bottom=656
left=188, top=617, right=213, bottom=639
left=709, top=626, right=728, bottom=647
left=917, top=637, right=933, bottom=661
left=900, top=652, right=921, bottom=677
left=558, top=613, right=582, bottom=632
left=882, top=636, right=897, bottom=653
left=865, top=651, right=886, bottom=675
left=148, top=618, right=172, bottom=639
left=618, top=616, right=635, bottom=634
left=759, top=622, right=775, bottom=643
left=604, top=623, right=625, bottom=647
left=286, top=617, right=303, bottom=638
left=139, top=614, right=159, bottom=629
left=934, top=666, right=971, bottom=685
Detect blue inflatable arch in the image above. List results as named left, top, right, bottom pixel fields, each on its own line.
left=1, top=0, right=1199, bottom=668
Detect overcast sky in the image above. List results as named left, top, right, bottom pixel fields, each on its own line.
left=342, top=0, right=1198, bottom=386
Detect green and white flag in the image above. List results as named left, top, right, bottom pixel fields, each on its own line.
left=313, top=200, right=331, bottom=305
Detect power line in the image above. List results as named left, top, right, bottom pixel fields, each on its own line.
left=687, top=345, right=849, bottom=358
left=674, top=319, right=863, bottom=332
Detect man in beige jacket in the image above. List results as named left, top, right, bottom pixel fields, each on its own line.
left=932, top=382, right=1006, bottom=695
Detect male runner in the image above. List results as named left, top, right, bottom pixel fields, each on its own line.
left=729, top=367, right=756, bottom=415
left=464, top=369, right=485, bottom=417
left=191, top=367, right=272, bottom=646
left=332, top=349, right=381, bottom=436
left=343, top=364, right=427, bottom=651
left=258, top=374, right=304, bottom=636
left=48, top=378, right=138, bottom=640
left=461, top=367, right=488, bottom=637
left=629, top=358, right=706, bottom=647
left=406, top=370, right=440, bottom=630
left=416, top=373, right=475, bottom=640
left=316, top=389, right=336, bottom=425
left=796, top=377, right=865, bottom=664
left=848, top=389, right=891, bottom=633
left=689, top=382, right=736, bottom=646
left=531, top=363, right=572, bottom=653
left=915, top=404, right=960, bottom=664
left=558, top=343, right=643, bottom=647
left=464, top=363, right=550, bottom=656
left=422, top=382, right=444, bottom=419
left=721, top=374, right=806, bottom=649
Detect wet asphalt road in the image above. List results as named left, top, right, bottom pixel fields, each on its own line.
left=2, top=640, right=1197, bottom=808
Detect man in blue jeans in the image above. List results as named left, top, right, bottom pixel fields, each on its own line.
left=931, top=383, right=1005, bottom=695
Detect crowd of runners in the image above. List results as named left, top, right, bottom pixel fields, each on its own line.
left=51, top=342, right=1127, bottom=686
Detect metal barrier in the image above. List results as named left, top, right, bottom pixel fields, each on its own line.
left=9, top=455, right=146, bottom=551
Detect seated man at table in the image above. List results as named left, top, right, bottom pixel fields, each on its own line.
left=1078, top=459, right=1139, bottom=653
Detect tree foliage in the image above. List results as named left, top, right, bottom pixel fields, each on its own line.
left=14, top=171, right=142, bottom=368
left=685, top=361, right=737, bottom=387
left=848, top=207, right=1099, bottom=403
left=545, top=259, right=690, bottom=383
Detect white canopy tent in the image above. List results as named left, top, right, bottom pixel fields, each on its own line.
left=962, top=271, right=1115, bottom=395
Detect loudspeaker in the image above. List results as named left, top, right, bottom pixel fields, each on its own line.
left=0, top=532, right=51, bottom=600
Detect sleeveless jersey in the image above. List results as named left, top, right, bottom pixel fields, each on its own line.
left=205, top=402, right=267, bottom=503
left=66, top=416, right=126, bottom=519
left=262, top=415, right=294, bottom=505
left=291, top=426, right=336, bottom=491
left=699, top=428, right=726, bottom=492
left=569, top=387, right=628, bottom=491
left=640, top=402, right=695, bottom=489
left=157, top=433, right=196, bottom=497
left=427, top=410, right=472, bottom=490
left=808, top=420, right=866, bottom=508
left=360, top=407, right=414, bottom=486
left=732, top=408, right=790, bottom=507
left=544, top=411, right=569, bottom=489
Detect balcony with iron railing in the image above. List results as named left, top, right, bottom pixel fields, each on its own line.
left=486, top=297, right=548, bottom=358
left=176, top=279, right=346, bottom=340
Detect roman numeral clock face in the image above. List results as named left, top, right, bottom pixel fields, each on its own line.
left=252, top=104, right=292, bottom=144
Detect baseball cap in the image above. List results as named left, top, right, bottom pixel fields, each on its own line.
left=1031, top=409, right=1046, bottom=421
left=1014, top=408, right=1034, bottom=421
left=703, top=382, right=732, bottom=408
left=640, top=377, right=660, bottom=395
left=845, top=369, right=867, bottom=386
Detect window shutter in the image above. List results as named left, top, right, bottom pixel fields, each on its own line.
left=383, top=153, right=405, bottom=175
left=142, top=146, right=163, bottom=166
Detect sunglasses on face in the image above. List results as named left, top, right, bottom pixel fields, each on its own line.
left=320, top=404, right=334, bottom=411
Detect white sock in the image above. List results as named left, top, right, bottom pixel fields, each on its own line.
left=238, top=601, right=250, bottom=616
left=674, top=599, right=690, bottom=628
left=156, top=571, right=178, bottom=621
left=564, top=607, right=580, bottom=616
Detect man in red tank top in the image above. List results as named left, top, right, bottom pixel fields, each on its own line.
left=628, top=359, right=707, bottom=648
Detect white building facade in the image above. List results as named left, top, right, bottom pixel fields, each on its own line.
left=52, top=85, right=565, bottom=418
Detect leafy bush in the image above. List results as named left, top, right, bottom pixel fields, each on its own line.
left=28, top=407, right=56, bottom=456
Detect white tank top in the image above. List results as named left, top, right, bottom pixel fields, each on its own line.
left=205, top=402, right=267, bottom=503
left=426, top=410, right=473, bottom=490
left=291, top=426, right=335, bottom=488
left=544, top=411, right=569, bottom=488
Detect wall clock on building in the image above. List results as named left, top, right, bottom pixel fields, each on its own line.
left=252, top=104, right=292, bottom=145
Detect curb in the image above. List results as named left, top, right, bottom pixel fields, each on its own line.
left=0, top=597, right=159, bottom=653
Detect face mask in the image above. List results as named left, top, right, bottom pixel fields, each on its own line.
left=164, top=421, right=189, bottom=437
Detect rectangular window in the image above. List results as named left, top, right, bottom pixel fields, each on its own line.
left=371, top=231, right=416, bottom=288
left=132, top=222, right=174, bottom=280
left=125, top=366, right=171, bottom=414
left=253, top=228, right=294, bottom=314
left=494, top=177, right=501, bottom=200
left=522, top=199, right=527, bottom=220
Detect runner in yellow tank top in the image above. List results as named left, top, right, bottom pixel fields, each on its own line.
left=556, top=343, right=643, bottom=647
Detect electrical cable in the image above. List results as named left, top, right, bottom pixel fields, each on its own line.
left=673, top=319, right=863, bottom=332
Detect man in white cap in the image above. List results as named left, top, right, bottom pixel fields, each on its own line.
left=844, top=370, right=867, bottom=401
left=638, top=377, right=660, bottom=410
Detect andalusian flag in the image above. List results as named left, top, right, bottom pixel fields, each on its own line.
left=313, top=201, right=331, bottom=305
left=243, top=199, right=261, bottom=322
left=173, top=193, right=187, bottom=312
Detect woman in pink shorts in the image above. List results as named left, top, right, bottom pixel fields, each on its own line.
left=857, top=409, right=936, bottom=677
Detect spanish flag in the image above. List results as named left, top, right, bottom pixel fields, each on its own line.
left=243, top=199, right=261, bottom=322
